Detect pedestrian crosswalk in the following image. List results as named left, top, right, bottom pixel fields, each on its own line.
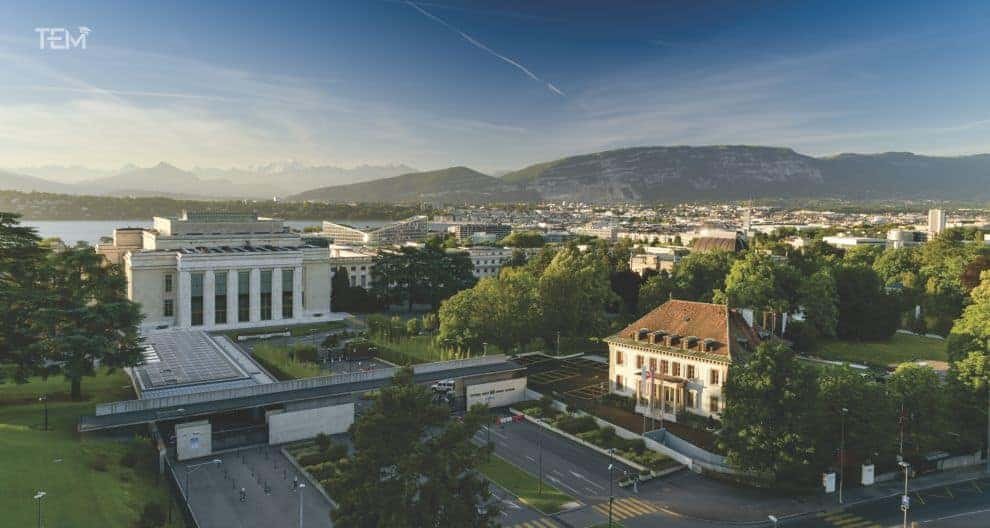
left=816, top=511, right=881, bottom=528
left=505, top=518, right=561, bottom=528
left=592, top=497, right=661, bottom=521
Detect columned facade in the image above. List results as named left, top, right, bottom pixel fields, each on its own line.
left=172, top=252, right=311, bottom=330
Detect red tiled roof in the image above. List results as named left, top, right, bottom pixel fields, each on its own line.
left=613, top=299, right=760, bottom=360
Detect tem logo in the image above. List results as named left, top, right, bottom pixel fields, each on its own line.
left=35, top=27, right=91, bottom=50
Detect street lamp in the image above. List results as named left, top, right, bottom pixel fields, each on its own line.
left=768, top=514, right=778, bottom=528
left=39, top=395, right=48, bottom=431
left=298, top=482, right=306, bottom=528
left=607, top=448, right=616, bottom=527
left=185, top=458, right=222, bottom=500
left=899, top=461, right=911, bottom=528
left=839, top=407, right=848, bottom=504
left=33, top=491, right=46, bottom=528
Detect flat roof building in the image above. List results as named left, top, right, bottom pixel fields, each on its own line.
left=98, top=212, right=339, bottom=332
left=319, top=216, right=428, bottom=246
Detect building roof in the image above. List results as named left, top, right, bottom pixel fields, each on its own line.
left=607, top=299, right=760, bottom=362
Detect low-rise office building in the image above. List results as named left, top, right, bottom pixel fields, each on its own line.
left=448, top=223, right=512, bottom=244
left=98, top=212, right=336, bottom=331
left=629, top=247, right=682, bottom=276
left=451, top=246, right=513, bottom=279
left=320, top=215, right=429, bottom=246
left=328, top=245, right=378, bottom=288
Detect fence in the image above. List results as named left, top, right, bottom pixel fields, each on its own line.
left=164, top=456, right=201, bottom=528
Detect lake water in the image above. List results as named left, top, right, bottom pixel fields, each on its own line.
left=23, top=219, right=393, bottom=245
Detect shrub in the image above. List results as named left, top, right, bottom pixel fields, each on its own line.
left=134, top=502, right=167, bottom=528
left=554, top=414, right=598, bottom=435
left=297, top=452, right=326, bottom=467
left=326, top=443, right=348, bottom=461
left=120, top=445, right=142, bottom=468
left=314, top=432, right=332, bottom=453
left=293, top=344, right=319, bottom=363
left=90, top=453, right=109, bottom=472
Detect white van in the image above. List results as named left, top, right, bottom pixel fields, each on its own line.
left=431, top=379, right=456, bottom=393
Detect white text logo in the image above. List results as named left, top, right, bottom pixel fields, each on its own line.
left=35, top=27, right=91, bottom=50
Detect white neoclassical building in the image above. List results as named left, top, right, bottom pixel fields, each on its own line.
left=99, top=212, right=337, bottom=331
left=605, top=300, right=760, bottom=422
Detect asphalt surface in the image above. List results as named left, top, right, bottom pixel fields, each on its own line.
left=788, top=476, right=990, bottom=528
left=174, top=446, right=333, bottom=528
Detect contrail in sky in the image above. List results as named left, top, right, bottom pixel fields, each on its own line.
left=404, top=1, right=565, bottom=96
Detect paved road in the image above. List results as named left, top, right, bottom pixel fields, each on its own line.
left=788, top=477, right=990, bottom=528
left=174, top=446, right=333, bottom=528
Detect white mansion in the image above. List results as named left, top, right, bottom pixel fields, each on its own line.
left=98, top=212, right=337, bottom=331
left=605, top=299, right=760, bottom=422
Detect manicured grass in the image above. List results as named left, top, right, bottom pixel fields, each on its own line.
left=477, top=454, right=573, bottom=514
left=252, top=344, right=324, bottom=379
left=0, top=369, right=183, bottom=528
left=813, top=333, right=948, bottom=367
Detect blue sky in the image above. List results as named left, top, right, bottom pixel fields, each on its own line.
left=1, top=0, right=989, bottom=173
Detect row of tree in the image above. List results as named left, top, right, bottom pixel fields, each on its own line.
left=722, top=270, right=990, bottom=487
left=0, top=213, right=143, bottom=398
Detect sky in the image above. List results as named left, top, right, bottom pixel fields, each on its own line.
left=1, top=0, right=989, bottom=174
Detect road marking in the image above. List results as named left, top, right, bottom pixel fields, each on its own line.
left=974, top=480, right=983, bottom=493
left=919, top=507, right=990, bottom=523
left=546, top=474, right=582, bottom=496
left=915, top=492, right=927, bottom=505
left=592, top=497, right=660, bottom=521
left=569, top=470, right=605, bottom=491
left=506, top=519, right=560, bottom=528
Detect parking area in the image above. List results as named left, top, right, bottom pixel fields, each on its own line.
left=174, top=446, right=333, bottom=528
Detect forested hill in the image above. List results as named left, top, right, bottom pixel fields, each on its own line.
left=0, top=190, right=429, bottom=220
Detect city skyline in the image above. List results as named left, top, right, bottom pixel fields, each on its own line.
left=1, top=0, right=989, bottom=173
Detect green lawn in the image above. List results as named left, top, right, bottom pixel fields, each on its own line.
left=0, top=369, right=183, bottom=528
left=477, top=454, right=573, bottom=514
left=813, top=333, right=948, bottom=367
left=252, top=343, right=323, bottom=380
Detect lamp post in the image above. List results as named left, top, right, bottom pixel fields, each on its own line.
left=839, top=407, right=848, bottom=504
left=899, top=461, right=911, bottom=528
left=39, top=395, right=48, bottom=431
left=607, top=448, right=615, bottom=527
left=298, top=482, right=306, bottom=528
left=33, top=491, right=46, bottom=528
left=185, top=459, right=222, bottom=501
left=538, top=425, right=544, bottom=495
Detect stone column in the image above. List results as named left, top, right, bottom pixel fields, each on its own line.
left=272, top=268, right=283, bottom=320
left=249, top=268, right=261, bottom=322
left=177, top=271, right=191, bottom=328
left=293, top=265, right=303, bottom=319
left=203, top=270, right=215, bottom=328
left=226, top=270, right=238, bottom=326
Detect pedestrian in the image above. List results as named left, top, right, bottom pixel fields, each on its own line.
left=292, top=476, right=298, bottom=490
left=239, top=487, right=247, bottom=502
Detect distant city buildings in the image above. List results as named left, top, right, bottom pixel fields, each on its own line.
left=447, top=222, right=512, bottom=244
left=822, top=235, right=886, bottom=249
left=450, top=246, right=514, bottom=279
left=629, top=248, right=682, bottom=276
left=928, top=208, right=947, bottom=237
left=319, top=215, right=429, bottom=246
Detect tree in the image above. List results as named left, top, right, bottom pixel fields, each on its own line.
left=817, top=366, right=897, bottom=468
left=405, top=317, right=421, bottom=336
left=719, top=342, right=819, bottom=487
left=330, top=368, right=498, bottom=527
left=669, top=250, right=734, bottom=303
left=887, top=363, right=945, bottom=455
left=499, top=230, right=545, bottom=248
left=796, top=268, right=839, bottom=339
left=945, top=352, right=990, bottom=453
left=36, top=245, right=144, bottom=399
left=637, top=270, right=674, bottom=315
left=843, top=245, right=883, bottom=268
left=947, top=270, right=990, bottom=362
left=721, top=252, right=801, bottom=334
left=0, top=213, right=48, bottom=381
left=438, top=268, right=540, bottom=352
left=834, top=264, right=899, bottom=341
left=537, top=246, right=616, bottom=342
left=330, top=267, right=352, bottom=311
left=371, top=246, right=476, bottom=311
left=609, top=270, right=641, bottom=314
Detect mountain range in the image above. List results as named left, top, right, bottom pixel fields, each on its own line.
left=5, top=146, right=990, bottom=203
left=291, top=146, right=990, bottom=203
left=1, top=162, right=417, bottom=199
